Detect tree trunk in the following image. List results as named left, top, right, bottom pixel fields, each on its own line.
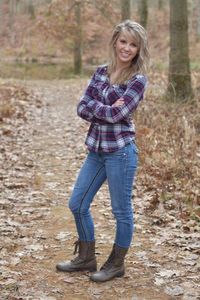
left=139, top=0, right=148, bottom=28
left=15, top=0, right=20, bottom=13
left=74, top=0, right=82, bottom=75
left=9, top=0, right=15, bottom=28
left=121, top=0, right=131, bottom=21
left=0, top=0, right=4, bottom=33
left=197, top=0, right=200, bottom=41
left=167, top=0, right=193, bottom=101
left=9, top=0, right=17, bottom=45
left=158, top=0, right=163, bottom=10
left=27, top=0, right=35, bottom=19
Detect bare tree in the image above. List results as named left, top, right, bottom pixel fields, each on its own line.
left=167, top=0, right=193, bottom=100
left=158, top=0, right=163, bottom=10
left=8, top=0, right=18, bottom=45
left=0, top=0, right=4, bottom=33
left=74, top=0, right=82, bottom=74
left=91, top=0, right=116, bottom=25
left=27, top=0, right=35, bottom=19
left=196, top=0, right=200, bottom=41
left=121, top=0, right=131, bottom=21
left=139, top=0, right=148, bottom=28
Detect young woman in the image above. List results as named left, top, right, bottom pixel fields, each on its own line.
left=56, top=20, right=149, bottom=282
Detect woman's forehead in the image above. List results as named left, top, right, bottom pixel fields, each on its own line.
left=119, top=30, right=139, bottom=43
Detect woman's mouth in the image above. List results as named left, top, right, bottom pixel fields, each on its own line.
left=120, top=52, right=130, bottom=58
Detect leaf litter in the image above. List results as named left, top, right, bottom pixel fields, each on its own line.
left=0, top=77, right=199, bottom=299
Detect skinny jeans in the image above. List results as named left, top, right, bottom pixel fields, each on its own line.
left=68, top=141, right=138, bottom=248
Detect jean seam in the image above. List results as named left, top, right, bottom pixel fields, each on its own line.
left=78, top=165, right=104, bottom=241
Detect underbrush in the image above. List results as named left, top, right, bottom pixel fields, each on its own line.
left=136, top=71, right=200, bottom=222
left=0, top=84, right=16, bottom=120
left=0, top=82, right=42, bottom=124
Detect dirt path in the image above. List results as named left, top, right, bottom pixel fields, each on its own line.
left=1, top=79, right=199, bottom=300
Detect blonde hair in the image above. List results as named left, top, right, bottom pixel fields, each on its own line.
left=108, top=20, right=150, bottom=84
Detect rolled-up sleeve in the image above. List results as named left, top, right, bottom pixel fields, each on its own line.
left=77, top=72, right=96, bottom=122
left=77, top=70, right=108, bottom=125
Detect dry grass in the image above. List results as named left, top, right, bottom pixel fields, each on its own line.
left=33, top=173, right=43, bottom=189
left=0, top=85, right=15, bottom=120
left=136, top=71, right=200, bottom=220
left=0, top=83, right=32, bottom=122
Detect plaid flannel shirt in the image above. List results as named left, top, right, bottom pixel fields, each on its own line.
left=77, top=65, right=147, bottom=153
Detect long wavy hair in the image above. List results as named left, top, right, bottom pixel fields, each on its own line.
left=107, top=20, right=150, bottom=84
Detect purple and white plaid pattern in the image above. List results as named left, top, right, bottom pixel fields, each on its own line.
left=77, top=65, right=147, bottom=153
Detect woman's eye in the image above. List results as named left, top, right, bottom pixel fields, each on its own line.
left=120, top=39, right=126, bottom=44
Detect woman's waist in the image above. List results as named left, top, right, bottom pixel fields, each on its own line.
left=91, top=122, right=134, bottom=130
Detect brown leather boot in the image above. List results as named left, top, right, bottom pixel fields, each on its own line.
left=90, top=244, right=128, bottom=282
left=56, top=240, right=97, bottom=272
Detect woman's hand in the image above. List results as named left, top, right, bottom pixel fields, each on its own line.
left=112, top=97, right=125, bottom=107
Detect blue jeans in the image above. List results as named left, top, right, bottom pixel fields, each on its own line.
left=68, top=142, right=138, bottom=248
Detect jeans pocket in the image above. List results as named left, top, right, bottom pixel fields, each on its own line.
left=111, top=147, right=127, bottom=158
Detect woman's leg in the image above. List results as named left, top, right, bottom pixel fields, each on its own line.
left=56, top=152, right=106, bottom=273
left=90, top=142, right=138, bottom=282
left=105, top=142, right=138, bottom=248
left=69, top=151, right=106, bottom=242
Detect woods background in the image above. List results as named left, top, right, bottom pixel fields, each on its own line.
left=0, top=1, right=200, bottom=299
left=1, top=0, right=199, bottom=221
left=0, top=0, right=200, bottom=79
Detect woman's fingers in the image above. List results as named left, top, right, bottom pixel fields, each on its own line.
left=112, top=98, right=125, bottom=107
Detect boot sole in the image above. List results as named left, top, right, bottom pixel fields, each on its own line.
left=56, top=266, right=97, bottom=272
left=90, top=270, right=125, bottom=282
left=116, top=270, right=125, bottom=277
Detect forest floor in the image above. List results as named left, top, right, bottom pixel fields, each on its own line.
left=0, top=78, right=200, bottom=300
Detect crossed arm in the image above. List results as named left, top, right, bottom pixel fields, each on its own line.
left=77, top=73, right=147, bottom=124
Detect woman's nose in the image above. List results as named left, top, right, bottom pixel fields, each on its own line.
left=124, top=44, right=130, bottom=51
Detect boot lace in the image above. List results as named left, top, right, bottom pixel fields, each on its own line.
left=73, top=240, right=80, bottom=255
left=71, top=240, right=82, bottom=263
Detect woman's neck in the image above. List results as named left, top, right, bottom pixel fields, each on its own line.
left=115, top=61, right=130, bottom=72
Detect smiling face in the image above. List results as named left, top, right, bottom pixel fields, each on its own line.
left=115, top=31, right=139, bottom=68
